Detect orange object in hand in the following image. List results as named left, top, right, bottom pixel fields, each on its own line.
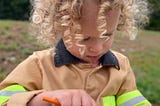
left=42, top=97, right=61, bottom=106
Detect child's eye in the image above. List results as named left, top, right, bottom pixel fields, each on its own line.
left=100, top=33, right=112, bottom=41
left=102, top=33, right=112, bottom=37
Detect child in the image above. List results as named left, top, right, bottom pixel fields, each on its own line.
left=0, top=0, right=151, bottom=106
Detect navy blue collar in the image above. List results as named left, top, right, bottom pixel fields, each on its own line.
left=54, top=39, right=120, bottom=70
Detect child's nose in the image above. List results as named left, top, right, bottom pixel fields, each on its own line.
left=88, top=42, right=103, bottom=53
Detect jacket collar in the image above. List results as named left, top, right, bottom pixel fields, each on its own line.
left=54, top=39, right=120, bottom=70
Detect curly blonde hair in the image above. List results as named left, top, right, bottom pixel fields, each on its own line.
left=30, top=0, right=149, bottom=46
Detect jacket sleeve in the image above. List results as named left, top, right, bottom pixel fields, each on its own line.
left=0, top=52, right=44, bottom=106
left=116, top=90, right=152, bottom=106
left=116, top=57, right=152, bottom=106
left=0, top=85, right=26, bottom=105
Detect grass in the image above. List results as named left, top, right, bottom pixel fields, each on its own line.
left=0, top=20, right=14, bottom=30
left=0, top=42, right=18, bottom=51
left=0, top=20, right=160, bottom=104
left=0, top=20, right=46, bottom=81
left=127, top=50, right=160, bottom=103
left=139, top=30, right=160, bottom=36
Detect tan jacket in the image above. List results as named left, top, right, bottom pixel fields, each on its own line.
left=0, top=49, right=137, bottom=106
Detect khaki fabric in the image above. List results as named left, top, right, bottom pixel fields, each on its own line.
left=0, top=49, right=137, bottom=106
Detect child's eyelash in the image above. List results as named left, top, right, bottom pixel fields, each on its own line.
left=104, top=33, right=112, bottom=36
left=83, top=37, right=90, bottom=41
left=100, top=33, right=112, bottom=38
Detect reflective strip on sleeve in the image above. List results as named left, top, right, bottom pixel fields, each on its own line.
left=0, top=84, right=26, bottom=105
left=117, top=90, right=152, bottom=106
left=102, top=96, right=116, bottom=106
left=0, top=90, right=25, bottom=96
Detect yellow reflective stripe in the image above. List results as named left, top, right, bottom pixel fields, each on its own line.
left=0, top=84, right=26, bottom=105
left=102, top=96, right=116, bottom=106
left=0, top=85, right=26, bottom=92
left=117, top=90, right=142, bottom=105
left=0, top=96, right=9, bottom=105
left=117, top=90, right=151, bottom=106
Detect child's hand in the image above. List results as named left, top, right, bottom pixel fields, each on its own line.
left=28, top=89, right=96, bottom=106
left=44, top=89, right=96, bottom=106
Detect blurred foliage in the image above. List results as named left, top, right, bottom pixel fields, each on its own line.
left=0, top=0, right=30, bottom=20
left=145, top=0, right=160, bottom=30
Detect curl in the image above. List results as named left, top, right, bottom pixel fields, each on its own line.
left=117, top=0, right=150, bottom=40
left=97, top=1, right=112, bottom=35
left=29, top=0, right=150, bottom=46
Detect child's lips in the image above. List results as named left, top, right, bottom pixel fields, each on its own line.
left=87, top=55, right=100, bottom=61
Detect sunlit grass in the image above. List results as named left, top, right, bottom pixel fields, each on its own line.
left=139, top=30, right=160, bottom=36
left=125, top=30, right=160, bottom=103
left=0, top=20, right=14, bottom=30
left=127, top=50, right=160, bottom=103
